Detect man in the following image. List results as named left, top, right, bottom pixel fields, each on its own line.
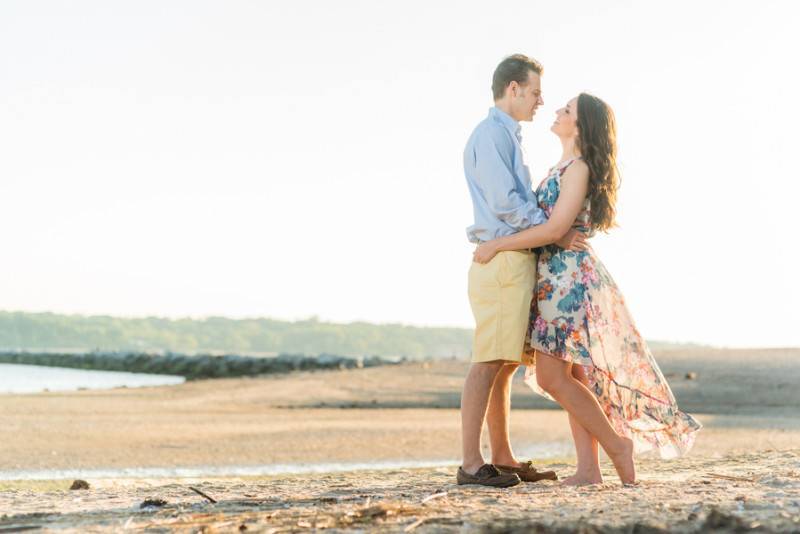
left=459, top=54, right=584, bottom=487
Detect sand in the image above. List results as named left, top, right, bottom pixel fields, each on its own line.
left=1, top=348, right=799, bottom=531
left=1, top=451, right=799, bottom=532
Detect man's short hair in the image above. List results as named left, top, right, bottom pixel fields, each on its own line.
left=492, top=54, right=543, bottom=101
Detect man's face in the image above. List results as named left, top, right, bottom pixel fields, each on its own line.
left=510, top=71, right=543, bottom=122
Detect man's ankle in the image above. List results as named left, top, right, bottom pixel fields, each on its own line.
left=461, top=460, right=486, bottom=475
left=491, top=455, right=519, bottom=467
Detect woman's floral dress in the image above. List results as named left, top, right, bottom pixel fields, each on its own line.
left=524, top=158, right=701, bottom=459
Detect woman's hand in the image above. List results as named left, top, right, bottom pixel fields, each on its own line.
left=556, top=229, right=590, bottom=251
left=473, top=241, right=500, bottom=264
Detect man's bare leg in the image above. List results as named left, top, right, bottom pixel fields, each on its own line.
left=460, top=360, right=504, bottom=474
left=486, top=362, right=521, bottom=467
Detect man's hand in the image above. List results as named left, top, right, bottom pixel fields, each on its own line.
left=556, top=229, right=589, bottom=252
left=473, top=241, right=500, bottom=264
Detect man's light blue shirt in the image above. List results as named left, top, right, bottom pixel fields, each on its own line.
left=464, top=107, right=546, bottom=243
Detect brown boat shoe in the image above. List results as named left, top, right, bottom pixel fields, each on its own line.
left=495, top=460, right=558, bottom=482
left=456, top=464, right=521, bottom=487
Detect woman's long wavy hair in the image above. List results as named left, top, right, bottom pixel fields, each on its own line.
left=576, top=93, right=620, bottom=232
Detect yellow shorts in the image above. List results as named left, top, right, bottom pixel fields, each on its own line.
left=468, top=250, right=537, bottom=364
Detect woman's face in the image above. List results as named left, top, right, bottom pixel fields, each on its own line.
left=551, top=97, right=579, bottom=139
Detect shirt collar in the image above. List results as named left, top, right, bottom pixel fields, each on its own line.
left=489, top=106, right=522, bottom=142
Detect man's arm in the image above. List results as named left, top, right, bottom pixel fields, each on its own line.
left=473, top=161, right=591, bottom=262
left=472, top=128, right=546, bottom=230
left=473, top=128, right=587, bottom=250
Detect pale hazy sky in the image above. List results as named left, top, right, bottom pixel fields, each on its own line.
left=2, top=1, right=798, bottom=347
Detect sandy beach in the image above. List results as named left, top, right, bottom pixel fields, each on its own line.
left=1, top=348, right=799, bottom=531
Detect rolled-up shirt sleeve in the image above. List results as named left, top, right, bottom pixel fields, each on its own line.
left=472, top=128, right=546, bottom=230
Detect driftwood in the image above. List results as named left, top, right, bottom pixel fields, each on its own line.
left=420, top=491, right=447, bottom=504
left=404, top=517, right=426, bottom=532
left=189, top=486, right=218, bottom=504
left=703, top=472, right=756, bottom=483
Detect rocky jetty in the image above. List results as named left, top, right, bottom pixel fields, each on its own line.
left=0, top=350, right=404, bottom=380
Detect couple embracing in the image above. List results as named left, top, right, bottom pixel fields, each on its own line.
left=458, top=54, right=701, bottom=488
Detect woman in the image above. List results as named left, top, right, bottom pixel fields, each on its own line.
left=473, top=93, right=701, bottom=485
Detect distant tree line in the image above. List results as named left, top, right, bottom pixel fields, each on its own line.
left=0, top=311, right=473, bottom=359
left=0, top=311, right=692, bottom=359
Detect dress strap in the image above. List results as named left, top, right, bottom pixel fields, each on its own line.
left=558, top=156, right=582, bottom=170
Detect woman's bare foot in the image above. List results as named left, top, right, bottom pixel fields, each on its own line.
left=561, top=471, right=603, bottom=486
left=607, top=437, right=636, bottom=485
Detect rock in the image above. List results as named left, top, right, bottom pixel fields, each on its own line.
left=703, top=508, right=745, bottom=530
left=0, top=349, right=401, bottom=380
left=317, top=354, right=343, bottom=367
left=69, top=479, right=90, bottom=490
left=140, top=498, right=168, bottom=509
left=685, top=372, right=698, bottom=380
left=631, top=522, right=669, bottom=534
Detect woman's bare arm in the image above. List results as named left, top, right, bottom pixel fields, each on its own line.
left=473, top=160, right=590, bottom=263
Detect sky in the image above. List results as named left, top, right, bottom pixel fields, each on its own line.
left=1, top=1, right=798, bottom=348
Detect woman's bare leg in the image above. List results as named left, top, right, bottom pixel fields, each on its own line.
left=535, top=351, right=635, bottom=484
left=562, top=364, right=603, bottom=485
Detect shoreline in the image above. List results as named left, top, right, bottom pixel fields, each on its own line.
left=0, top=406, right=797, bottom=478
left=0, top=459, right=465, bottom=482
left=0, top=440, right=579, bottom=482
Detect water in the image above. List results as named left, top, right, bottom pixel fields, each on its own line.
left=0, top=445, right=572, bottom=481
left=0, top=442, right=573, bottom=481
left=0, top=363, right=185, bottom=394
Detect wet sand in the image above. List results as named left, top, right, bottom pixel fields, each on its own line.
left=1, top=348, right=799, bottom=531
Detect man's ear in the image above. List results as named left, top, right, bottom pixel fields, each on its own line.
left=509, top=81, right=518, bottom=98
